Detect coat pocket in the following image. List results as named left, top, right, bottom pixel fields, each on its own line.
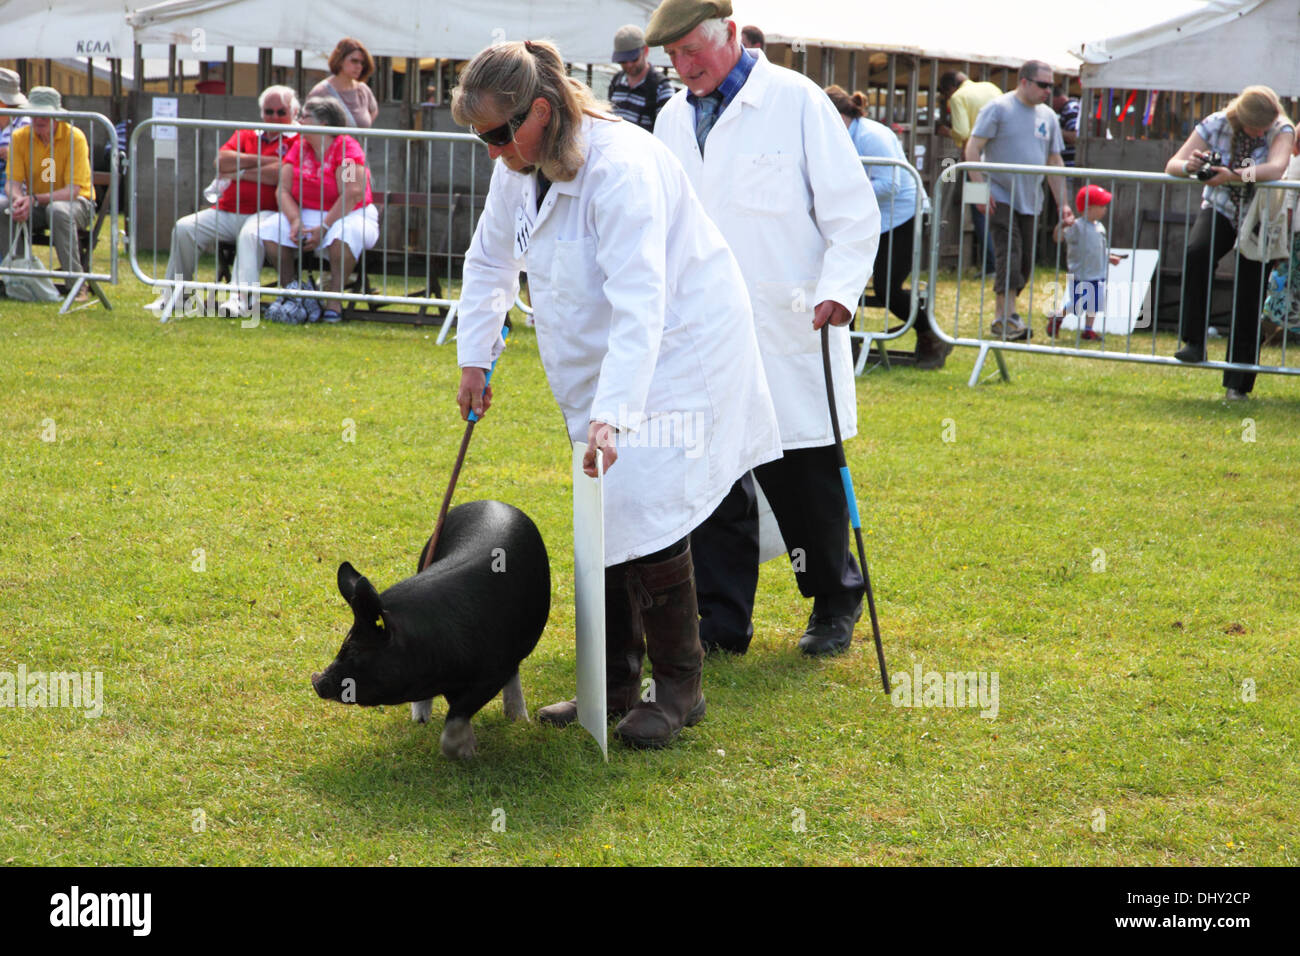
left=753, top=279, right=822, bottom=357
left=731, top=153, right=803, bottom=217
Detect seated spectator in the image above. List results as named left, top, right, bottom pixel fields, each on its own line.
left=825, top=84, right=948, bottom=369
left=259, top=96, right=379, bottom=324
left=1165, top=84, right=1295, bottom=399
left=308, top=38, right=379, bottom=128
left=0, top=68, right=31, bottom=216
left=157, top=85, right=299, bottom=314
left=4, top=86, right=94, bottom=300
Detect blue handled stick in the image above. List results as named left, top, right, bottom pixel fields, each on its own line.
left=821, top=323, right=890, bottom=693
left=420, top=324, right=510, bottom=572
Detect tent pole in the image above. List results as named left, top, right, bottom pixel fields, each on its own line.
left=887, top=53, right=896, bottom=127
left=905, top=55, right=918, bottom=160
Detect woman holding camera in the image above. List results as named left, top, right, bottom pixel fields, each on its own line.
left=1165, top=85, right=1294, bottom=399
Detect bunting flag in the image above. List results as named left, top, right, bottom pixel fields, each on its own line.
left=1095, top=89, right=1106, bottom=121
left=1142, top=90, right=1159, bottom=126
left=1118, top=90, right=1138, bottom=121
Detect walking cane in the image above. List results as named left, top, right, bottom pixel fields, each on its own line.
left=419, top=324, right=510, bottom=572
left=820, top=322, right=890, bottom=693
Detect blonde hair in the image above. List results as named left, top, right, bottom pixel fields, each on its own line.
left=451, top=39, right=614, bottom=182
left=1225, top=85, right=1288, bottom=133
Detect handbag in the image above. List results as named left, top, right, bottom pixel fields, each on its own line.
left=0, top=223, right=62, bottom=302
left=1236, top=186, right=1290, bottom=262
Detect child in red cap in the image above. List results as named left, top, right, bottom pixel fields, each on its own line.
left=1047, top=184, right=1123, bottom=340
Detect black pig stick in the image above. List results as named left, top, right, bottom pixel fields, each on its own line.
left=421, top=324, right=511, bottom=572
left=820, top=323, right=889, bottom=693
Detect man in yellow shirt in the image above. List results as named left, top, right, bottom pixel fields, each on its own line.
left=940, top=71, right=1002, bottom=149
left=939, top=71, right=1002, bottom=274
left=5, top=86, right=95, bottom=280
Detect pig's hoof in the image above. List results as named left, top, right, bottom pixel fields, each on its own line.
left=410, top=699, right=433, bottom=724
left=502, top=672, right=529, bottom=722
left=440, top=718, right=477, bottom=760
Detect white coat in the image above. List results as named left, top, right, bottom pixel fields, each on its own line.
left=457, top=116, right=783, bottom=566
left=655, top=52, right=881, bottom=448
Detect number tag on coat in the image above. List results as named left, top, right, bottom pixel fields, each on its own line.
left=514, top=205, right=532, bottom=259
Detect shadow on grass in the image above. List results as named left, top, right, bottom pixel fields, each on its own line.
left=294, top=636, right=864, bottom=838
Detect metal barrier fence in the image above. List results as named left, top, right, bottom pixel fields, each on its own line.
left=852, top=156, right=928, bottom=375
left=128, top=117, right=488, bottom=325
left=931, top=161, right=1300, bottom=388
left=1, top=107, right=120, bottom=313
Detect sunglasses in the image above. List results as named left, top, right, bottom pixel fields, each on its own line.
left=263, top=107, right=289, bottom=116
left=1029, top=80, right=1053, bottom=91
left=471, top=107, right=531, bottom=147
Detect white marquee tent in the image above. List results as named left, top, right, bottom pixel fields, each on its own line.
left=0, top=1, right=137, bottom=60
left=0, top=0, right=658, bottom=64
left=1078, top=0, right=1300, bottom=94
left=5, top=0, right=1214, bottom=71
left=729, top=0, right=1210, bottom=73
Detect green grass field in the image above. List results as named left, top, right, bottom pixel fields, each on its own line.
left=1, top=260, right=1297, bottom=866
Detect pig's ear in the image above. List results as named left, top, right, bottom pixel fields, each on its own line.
left=338, top=562, right=387, bottom=633
left=337, top=562, right=364, bottom=603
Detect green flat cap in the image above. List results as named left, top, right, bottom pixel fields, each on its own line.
left=644, top=0, right=733, bottom=47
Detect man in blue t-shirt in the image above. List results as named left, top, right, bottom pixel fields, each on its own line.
left=966, top=60, right=1075, bottom=340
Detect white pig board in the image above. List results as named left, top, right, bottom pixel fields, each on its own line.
left=571, top=442, right=608, bottom=761
left=755, top=479, right=787, bottom=563
left=1056, top=248, right=1160, bottom=335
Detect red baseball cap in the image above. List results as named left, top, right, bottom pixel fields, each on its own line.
left=1076, top=184, right=1112, bottom=209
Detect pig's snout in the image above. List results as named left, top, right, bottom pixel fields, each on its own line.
left=310, top=670, right=334, bottom=699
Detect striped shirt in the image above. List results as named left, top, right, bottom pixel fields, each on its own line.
left=609, top=67, right=675, bottom=133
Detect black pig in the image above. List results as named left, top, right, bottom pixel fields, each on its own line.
left=311, top=500, right=550, bottom=759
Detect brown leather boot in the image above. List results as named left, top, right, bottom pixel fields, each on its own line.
left=537, top=564, right=645, bottom=727
left=614, top=546, right=707, bottom=749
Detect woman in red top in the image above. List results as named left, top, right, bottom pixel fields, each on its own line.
left=259, top=96, right=379, bottom=323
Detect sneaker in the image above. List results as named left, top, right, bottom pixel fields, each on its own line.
left=989, top=316, right=1030, bottom=341
left=1225, top=387, right=1250, bottom=401
left=1045, top=315, right=1064, bottom=336
left=321, top=309, right=343, bottom=324
left=1080, top=329, right=1102, bottom=341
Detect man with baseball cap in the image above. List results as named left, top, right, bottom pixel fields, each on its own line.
left=0, top=68, right=31, bottom=215
left=5, top=86, right=96, bottom=287
left=647, top=0, right=881, bottom=657
left=608, top=24, right=675, bottom=132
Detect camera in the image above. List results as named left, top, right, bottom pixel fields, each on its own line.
left=1195, top=150, right=1224, bottom=182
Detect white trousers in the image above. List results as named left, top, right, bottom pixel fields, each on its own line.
left=163, top=208, right=277, bottom=290
left=258, top=205, right=380, bottom=262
